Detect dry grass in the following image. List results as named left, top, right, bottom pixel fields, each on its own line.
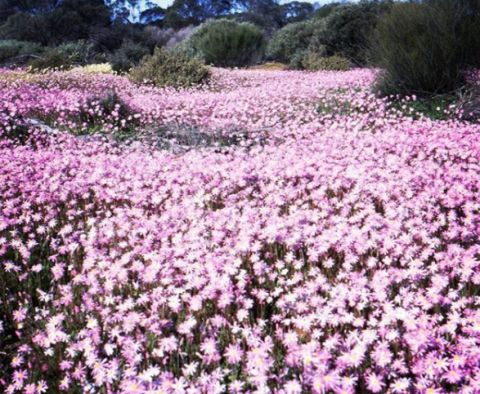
left=249, top=62, right=289, bottom=71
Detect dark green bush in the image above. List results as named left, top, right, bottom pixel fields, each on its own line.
left=266, top=19, right=326, bottom=65
left=302, top=53, right=351, bottom=71
left=0, top=12, right=51, bottom=45
left=28, top=49, right=72, bottom=71
left=189, top=19, right=264, bottom=67
left=0, top=40, right=43, bottom=64
left=373, top=1, right=480, bottom=96
left=109, top=40, right=150, bottom=73
left=129, top=47, right=210, bottom=88
left=288, top=49, right=308, bottom=70
left=323, top=2, right=391, bottom=65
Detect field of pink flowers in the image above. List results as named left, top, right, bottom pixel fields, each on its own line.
left=1, top=68, right=480, bottom=394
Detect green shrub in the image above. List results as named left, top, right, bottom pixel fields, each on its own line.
left=302, top=53, right=351, bottom=71
left=28, top=49, right=72, bottom=71
left=129, top=47, right=210, bottom=88
left=373, top=1, right=480, bottom=96
left=109, top=40, right=150, bottom=73
left=0, top=12, right=51, bottom=45
left=288, top=49, right=308, bottom=70
left=266, top=19, right=326, bottom=64
left=56, top=40, right=94, bottom=65
left=189, top=19, right=264, bottom=67
left=0, top=40, right=43, bottom=64
left=323, top=2, right=391, bottom=65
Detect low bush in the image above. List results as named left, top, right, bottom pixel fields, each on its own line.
left=0, top=40, right=43, bottom=65
left=373, top=0, right=480, bottom=96
left=266, top=19, right=326, bottom=65
left=129, top=47, right=210, bottom=88
left=56, top=40, right=94, bottom=65
left=109, top=40, right=150, bottom=73
left=189, top=19, right=264, bottom=67
left=302, top=54, right=351, bottom=71
left=28, top=49, right=72, bottom=72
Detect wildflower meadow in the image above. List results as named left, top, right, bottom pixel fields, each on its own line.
left=1, top=67, right=480, bottom=394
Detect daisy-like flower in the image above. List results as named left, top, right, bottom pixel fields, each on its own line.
left=312, top=372, right=340, bottom=393
left=366, top=373, right=384, bottom=393
left=225, top=343, right=243, bottom=364
left=391, top=378, right=411, bottom=393
left=444, top=369, right=462, bottom=384
left=284, top=379, right=302, bottom=394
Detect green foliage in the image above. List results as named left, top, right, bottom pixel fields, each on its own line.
left=373, top=1, right=480, bottom=96
left=288, top=49, right=308, bottom=70
left=47, top=0, right=111, bottom=45
left=189, top=19, right=264, bottom=67
left=322, top=2, right=392, bottom=65
left=0, top=40, right=43, bottom=64
left=28, top=49, right=72, bottom=71
left=388, top=94, right=457, bottom=121
left=163, top=0, right=233, bottom=28
left=302, top=53, right=351, bottom=71
left=109, top=40, right=150, bottom=73
left=56, top=40, right=94, bottom=65
left=266, top=19, right=326, bottom=64
left=314, top=2, right=342, bottom=19
left=129, top=47, right=210, bottom=88
left=0, top=12, right=51, bottom=44
left=0, top=1, right=110, bottom=46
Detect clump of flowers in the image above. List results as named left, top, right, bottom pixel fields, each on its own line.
left=1, top=67, right=480, bottom=393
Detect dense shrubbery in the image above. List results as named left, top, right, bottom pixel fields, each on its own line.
left=373, top=0, right=480, bottom=96
left=129, top=47, right=210, bottom=88
left=28, top=50, right=73, bottom=71
left=189, top=19, right=264, bottom=67
left=266, top=2, right=390, bottom=68
left=0, top=40, right=42, bottom=64
left=109, top=40, right=150, bottom=73
left=266, top=19, right=326, bottom=65
left=56, top=40, right=95, bottom=65
left=1, top=0, right=477, bottom=103
left=322, top=2, right=391, bottom=65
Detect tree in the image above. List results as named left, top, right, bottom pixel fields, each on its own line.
left=279, top=1, right=315, bottom=24
left=48, top=0, right=110, bottom=44
left=0, top=0, right=111, bottom=45
left=140, top=7, right=166, bottom=25
left=164, top=0, right=234, bottom=28
left=233, top=0, right=283, bottom=34
left=0, top=12, right=51, bottom=44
